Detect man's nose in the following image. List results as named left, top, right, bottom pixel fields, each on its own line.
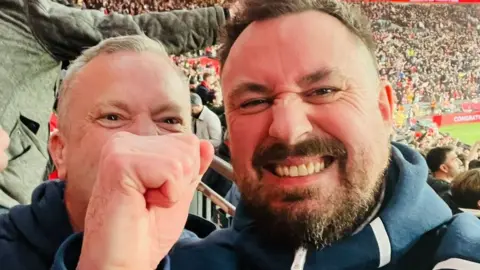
left=129, top=117, right=159, bottom=136
left=268, top=95, right=312, bottom=145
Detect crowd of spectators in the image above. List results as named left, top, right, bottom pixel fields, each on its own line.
left=82, top=0, right=224, bottom=14
left=361, top=3, right=480, bottom=108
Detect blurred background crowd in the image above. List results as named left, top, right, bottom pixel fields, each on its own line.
left=82, top=0, right=227, bottom=13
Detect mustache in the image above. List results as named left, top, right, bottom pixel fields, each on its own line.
left=252, top=138, right=348, bottom=168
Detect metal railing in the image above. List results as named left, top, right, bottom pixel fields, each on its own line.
left=189, top=155, right=236, bottom=227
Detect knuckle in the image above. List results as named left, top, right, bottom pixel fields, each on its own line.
left=177, top=133, right=199, bottom=146
left=166, top=159, right=184, bottom=177
left=101, top=150, right=126, bottom=170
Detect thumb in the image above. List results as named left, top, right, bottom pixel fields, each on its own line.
left=198, top=140, right=214, bottom=176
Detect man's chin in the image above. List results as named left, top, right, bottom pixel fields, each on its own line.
left=269, top=197, right=329, bottom=215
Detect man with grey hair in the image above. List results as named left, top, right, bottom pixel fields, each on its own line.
left=190, top=93, right=223, bottom=148
left=54, top=0, right=480, bottom=269
left=0, top=0, right=232, bottom=213
left=0, top=35, right=215, bottom=270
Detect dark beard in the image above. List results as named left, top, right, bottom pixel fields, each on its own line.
left=237, top=137, right=387, bottom=250
left=242, top=177, right=383, bottom=250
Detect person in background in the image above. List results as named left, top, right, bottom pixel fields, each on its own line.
left=0, top=0, right=231, bottom=213
left=451, top=169, right=480, bottom=217
left=53, top=0, right=480, bottom=269
left=196, top=72, right=216, bottom=105
left=465, top=141, right=480, bottom=170
left=426, top=146, right=461, bottom=196
left=191, top=93, right=222, bottom=148
left=189, top=77, right=198, bottom=93
left=0, top=35, right=211, bottom=270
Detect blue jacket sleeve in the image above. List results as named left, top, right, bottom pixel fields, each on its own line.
left=51, top=233, right=171, bottom=270
left=432, top=213, right=480, bottom=269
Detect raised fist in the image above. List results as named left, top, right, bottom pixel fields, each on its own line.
left=77, top=132, right=214, bottom=270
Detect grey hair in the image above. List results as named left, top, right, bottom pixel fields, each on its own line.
left=219, top=0, right=376, bottom=69
left=57, top=35, right=174, bottom=128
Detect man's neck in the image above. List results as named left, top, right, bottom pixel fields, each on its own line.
left=64, top=188, right=86, bottom=232
left=193, top=106, right=204, bottom=118
left=433, top=172, right=451, bottom=182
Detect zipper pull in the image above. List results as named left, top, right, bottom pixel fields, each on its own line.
left=291, top=247, right=308, bottom=270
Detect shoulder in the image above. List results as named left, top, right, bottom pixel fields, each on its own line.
left=169, top=229, right=238, bottom=269
left=433, top=213, right=480, bottom=268
left=0, top=213, right=43, bottom=269
left=205, top=107, right=220, bottom=119
left=0, top=211, right=23, bottom=245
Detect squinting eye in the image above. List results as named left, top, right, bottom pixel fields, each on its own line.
left=164, top=118, right=181, bottom=125
left=104, top=114, right=120, bottom=121
left=240, top=99, right=270, bottom=109
left=306, top=88, right=337, bottom=97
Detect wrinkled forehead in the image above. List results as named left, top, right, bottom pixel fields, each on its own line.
left=221, top=11, right=376, bottom=99
left=67, top=52, right=190, bottom=114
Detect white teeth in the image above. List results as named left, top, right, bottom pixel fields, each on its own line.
left=319, top=162, right=325, bottom=170
left=275, top=166, right=284, bottom=176
left=314, top=162, right=321, bottom=173
left=274, top=160, right=329, bottom=177
left=289, top=166, right=299, bottom=177
left=298, top=164, right=308, bottom=176
left=307, top=162, right=315, bottom=174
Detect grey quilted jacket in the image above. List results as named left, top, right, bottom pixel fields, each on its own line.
left=0, top=0, right=227, bottom=209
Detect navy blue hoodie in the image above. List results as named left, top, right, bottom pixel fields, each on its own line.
left=0, top=180, right=201, bottom=270
left=52, top=143, right=480, bottom=270
left=0, top=181, right=74, bottom=269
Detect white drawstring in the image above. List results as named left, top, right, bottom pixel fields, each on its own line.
left=291, top=247, right=308, bottom=270
left=370, top=217, right=392, bottom=268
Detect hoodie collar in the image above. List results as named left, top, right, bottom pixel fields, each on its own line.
left=232, top=143, right=452, bottom=270
left=9, top=181, right=74, bottom=262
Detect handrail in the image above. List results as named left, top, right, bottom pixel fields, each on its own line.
left=197, top=182, right=236, bottom=216
left=195, top=155, right=236, bottom=216
left=209, top=155, right=235, bottom=183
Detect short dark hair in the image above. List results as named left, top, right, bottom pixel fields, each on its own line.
left=203, top=72, right=212, bottom=81
left=426, top=147, right=454, bottom=173
left=469, top=160, right=480, bottom=170
left=219, top=0, right=375, bottom=68
left=451, top=169, right=480, bottom=209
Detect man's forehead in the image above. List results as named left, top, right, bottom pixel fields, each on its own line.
left=69, top=51, right=189, bottom=110
left=221, top=10, right=372, bottom=92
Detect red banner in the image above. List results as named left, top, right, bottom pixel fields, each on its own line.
left=461, top=101, right=480, bottom=112
left=433, top=112, right=480, bottom=127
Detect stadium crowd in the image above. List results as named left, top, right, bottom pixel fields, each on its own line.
left=82, top=0, right=226, bottom=14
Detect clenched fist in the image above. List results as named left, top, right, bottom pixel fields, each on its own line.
left=0, top=128, right=9, bottom=172
left=77, top=132, right=214, bottom=270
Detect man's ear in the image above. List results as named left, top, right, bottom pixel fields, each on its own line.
left=439, top=164, right=449, bottom=174
left=378, top=82, right=394, bottom=123
left=477, top=200, right=480, bottom=210
left=48, top=130, right=67, bottom=180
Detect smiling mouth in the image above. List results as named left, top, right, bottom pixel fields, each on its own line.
left=264, top=156, right=336, bottom=177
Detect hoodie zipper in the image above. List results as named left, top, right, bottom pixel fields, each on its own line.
left=291, top=247, right=308, bottom=270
